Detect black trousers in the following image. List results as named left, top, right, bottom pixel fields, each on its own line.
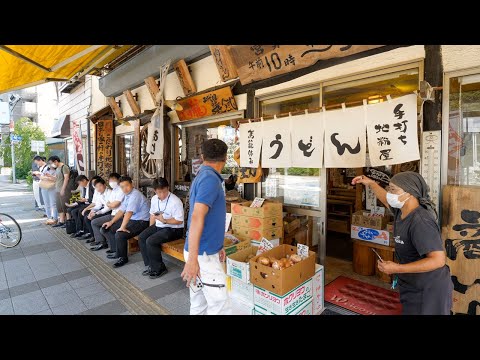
left=84, top=210, right=111, bottom=236
left=103, top=220, right=149, bottom=260
left=71, top=203, right=88, bottom=232
left=138, top=225, right=184, bottom=271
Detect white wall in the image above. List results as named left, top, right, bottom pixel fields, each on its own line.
left=90, top=75, right=107, bottom=114
left=441, top=45, right=480, bottom=73
left=36, top=82, right=59, bottom=136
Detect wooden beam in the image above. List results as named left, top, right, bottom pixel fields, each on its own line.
left=423, top=45, right=443, bottom=131
left=144, top=76, right=159, bottom=104
left=174, top=59, right=196, bottom=96
left=123, top=90, right=141, bottom=116
left=209, top=45, right=238, bottom=82
left=107, top=97, right=123, bottom=120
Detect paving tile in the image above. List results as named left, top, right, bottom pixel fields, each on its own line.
left=0, top=249, right=25, bottom=262
left=0, top=298, right=14, bottom=315
left=9, top=281, right=40, bottom=298
left=62, top=268, right=92, bottom=282
left=80, top=300, right=127, bottom=315
left=41, top=282, right=73, bottom=297
left=0, top=288, right=10, bottom=301
left=0, top=280, right=8, bottom=291
left=75, top=282, right=106, bottom=299
left=21, top=244, right=46, bottom=257
left=37, top=274, right=68, bottom=289
left=156, top=290, right=190, bottom=310
left=42, top=242, right=64, bottom=252
left=45, top=289, right=82, bottom=308
left=34, top=309, right=53, bottom=315
left=119, top=311, right=131, bottom=315
left=144, top=277, right=186, bottom=300
left=11, top=290, right=49, bottom=315
left=82, top=290, right=116, bottom=309
left=3, top=257, right=31, bottom=271
left=51, top=298, right=87, bottom=315
left=171, top=304, right=189, bottom=315
left=32, top=266, right=62, bottom=281
left=68, top=275, right=99, bottom=290
left=7, top=273, right=36, bottom=287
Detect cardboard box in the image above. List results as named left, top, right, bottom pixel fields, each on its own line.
left=232, top=215, right=283, bottom=230
left=251, top=238, right=280, bottom=247
left=283, top=216, right=301, bottom=234
left=313, top=264, right=324, bottom=315
left=227, top=246, right=257, bottom=283
left=233, top=226, right=283, bottom=242
left=351, top=210, right=389, bottom=230
left=225, top=240, right=251, bottom=256
left=231, top=296, right=254, bottom=315
left=230, top=277, right=254, bottom=305
left=254, top=300, right=313, bottom=315
left=253, top=278, right=313, bottom=315
left=351, top=225, right=390, bottom=246
left=231, top=200, right=283, bottom=218
left=249, top=244, right=316, bottom=295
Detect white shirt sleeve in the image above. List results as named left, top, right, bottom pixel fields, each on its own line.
left=97, top=189, right=112, bottom=214
left=170, top=197, right=184, bottom=222
left=91, top=191, right=102, bottom=211
left=150, top=195, right=158, bottom=215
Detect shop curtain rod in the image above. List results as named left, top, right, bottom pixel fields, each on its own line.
left=236, top=91, right=419, bottom=127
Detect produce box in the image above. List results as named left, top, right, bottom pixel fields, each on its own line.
left=249, top=244, right=316, bottom=295
left=231, top=200, right=283, bottom=218
left=251, top=238, right=280, bottom=247
left=230, top=277, right=254, bottom=305
left=351, top=225, right=390, bottom=246
left=313, top=264, right=324, bottom=315
left=233, top=226, right=283, bottom=242
left=232, top=215, right=283, bottom=230
left=283, top=216, right=300, bottom=234
left=231, top=296, right=255, bottom=315
left=255, top=300, right=313, bottom=315
left=351, top=210, right=389, bottom=230
left=253, top=278, right=313, bottom=315
left=227, top=246, right=257, bottom=283
left=225, top=240, right=251, bottom=256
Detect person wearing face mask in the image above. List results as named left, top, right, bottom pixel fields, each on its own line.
left=89, top=173, right=125, bottom=251
left=352, top=171, right=453, bottom=315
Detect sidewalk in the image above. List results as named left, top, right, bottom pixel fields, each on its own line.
left=0, top=180, right=189, bottom=315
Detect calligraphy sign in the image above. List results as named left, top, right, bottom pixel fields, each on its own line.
left=95, top=119, right=114, bottom=180
left=229, top=45, right=384, bottom=85
left=291, top=113, right=324, bottom=168
left=72, top=120, right=85, bottom=174
left=365, top=168, right=390, bottom=186
left=237, top=165, right=262, bottom=183
left=176, top=86, right=238, bottom=121
left=262, top=117, right=292, bottom=168
left=209, top=45, right=238, bottom=82
left=366, top=94, right=420, bottom=167
left=240, top=121, right=263, bottom=168
left=324, top=106, right=366, bottom=168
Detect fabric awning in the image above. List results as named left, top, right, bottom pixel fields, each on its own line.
left=0, top=45, right=132, bottom=94
left=51, top=114, right=70, bottom=138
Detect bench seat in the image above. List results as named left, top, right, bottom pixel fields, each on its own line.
left=128, top=236, right=185, bottom=262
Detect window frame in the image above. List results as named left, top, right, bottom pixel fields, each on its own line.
left=115, top=132, right=134, bottom=176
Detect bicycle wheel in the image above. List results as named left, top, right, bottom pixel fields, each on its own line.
left=0, top=213, right=22, bottom=248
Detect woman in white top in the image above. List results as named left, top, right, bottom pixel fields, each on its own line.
left=34, top=156, right=58, bottom=225
left=138, top=177, right=184, bottom=279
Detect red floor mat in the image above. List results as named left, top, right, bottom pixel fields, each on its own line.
left=324, top=276, right=402, bottom=315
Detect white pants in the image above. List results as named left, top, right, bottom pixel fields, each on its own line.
left=32, top=181, right=44, bottom=209
left=184, top=250, right=232, bottom=315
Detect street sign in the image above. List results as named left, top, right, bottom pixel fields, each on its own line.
left=10, top=134, right=22, bottom=144
left=0, top=101, right=9, bottom=125
left=31, top=140, right=45, bottom=152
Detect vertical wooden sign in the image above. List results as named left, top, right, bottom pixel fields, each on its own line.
left=209, top=45, right=238, bottom=82
left=174, top=59, right=196, bottom=96
left=96, top=119, right=114, bottom=181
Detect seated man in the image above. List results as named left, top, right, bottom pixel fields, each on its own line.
left=101, top=176, right=150, bottom=268
left=80, top=178, right=112, bottom=242
left=138, top=178, right=184, bottom=279
left=69, top=175, right=95, bottom=238
left=91, top=173, right=124, bottom=251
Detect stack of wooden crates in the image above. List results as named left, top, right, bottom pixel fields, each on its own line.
left=231, top=200, right=284, bottom=243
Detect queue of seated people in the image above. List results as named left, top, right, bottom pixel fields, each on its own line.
left=44, top=171, right=184, bottom=279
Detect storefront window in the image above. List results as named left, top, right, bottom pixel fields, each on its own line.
left=447, top=74, right=480, bottom=186
left=66, top=138, right=74, bottom=168
left=116, top=133, right=134, bottom=177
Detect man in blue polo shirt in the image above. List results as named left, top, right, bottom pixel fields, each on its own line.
left=182, top=139, right=231, bottom=315
left=101, top=176, right=150, bottom=268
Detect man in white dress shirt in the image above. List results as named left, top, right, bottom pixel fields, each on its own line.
left=81, top=178, right=112, bottom=243
left=138, top=177, right=184, bottom=279
left=90, top=173, right=125, bottom=251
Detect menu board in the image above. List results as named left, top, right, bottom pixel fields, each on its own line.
left=96, top=120, right=114, bottom=180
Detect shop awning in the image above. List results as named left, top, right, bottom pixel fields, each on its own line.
left=0, top=45, right=133, bottom=94
left=51, top=114, right=70, bottom=138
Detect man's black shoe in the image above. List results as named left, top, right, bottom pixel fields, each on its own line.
left=106, top=249, right=115, bottom=254
left=80, top=233, right=92, bottom=239
left=91, top=244, right=108, bottom=251
left=107, top=253, right=118, bottom=259
left=149, top=267, right=168, bottom=279
left=113, top=258, right=128, bottom=268
left=142, top=267, right=151, bottom=276
left=85, top=238, right=95, bottom=243
left=52, top=222, right=65, bottom=228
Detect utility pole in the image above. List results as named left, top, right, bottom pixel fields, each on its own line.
left=9, top=94, right=22, bottom=184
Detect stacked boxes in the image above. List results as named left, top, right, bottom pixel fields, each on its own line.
left=351, top=210, right=392, bottom=247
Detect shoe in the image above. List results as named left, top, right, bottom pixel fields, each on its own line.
left=142, top=267, right=152, bottom=276
left=85, top=238, right=95, bottom=243
left=52, top=222, right=65, bottom=228
left=43, top=214, right=48, bottom=218
left=60, top=224, right=66, bottom=228
left=107, top=253, right=118, bottom=259
left=91, top=244, right=108, bottom=251
left=90, top=241, right=100, bottom=246
left=80, top=233, right=92, bottom=239
left=106, top=249, right=115, bottom=254
left=149, top=267, right=168, bottom=279
left=70, top=231, right=83, bottom=238
left=113, top=258, right=128, bottom=268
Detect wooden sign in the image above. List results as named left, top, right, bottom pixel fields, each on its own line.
left=96, top=119, right=114, bottom=180
left=234, top=147, right=262, bottom=183
left=229, top=45, right=384, bottom=85
left=123, top=90, right=141, bottom=116
left=176, top=86, right=237, bottom=121
left=210, top=45, right=238, bottom=82
left=144, top=76, right=160, bottom=104
left=174, top=59, right=196, bottom=96
left=107, top=96, right=123, bottom=120
left=442, top=185, right=480, bottom=315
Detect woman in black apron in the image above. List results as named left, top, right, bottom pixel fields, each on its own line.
left=352, top=171, right=453, bottom=315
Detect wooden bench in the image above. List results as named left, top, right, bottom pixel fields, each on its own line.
left=128, top=236, right=185, bottom=262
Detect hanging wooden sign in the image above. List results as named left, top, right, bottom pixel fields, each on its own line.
left=229, top=45, right=384, bottom=85
left=176, top=86, right=237, bottom=121
left=96, top=119, right=114, bottom=180
left=234, top=148, right=262, bottom=183
left=210, top=45, right=238, bottom=82
left=174, top=59, right=196, bottom=96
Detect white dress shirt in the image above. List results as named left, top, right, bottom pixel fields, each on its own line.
left=150, top=192, right=184, bottom=229
left=107, top=186, right=125, bottom=216
left=92, top=188, right=112, bottom=215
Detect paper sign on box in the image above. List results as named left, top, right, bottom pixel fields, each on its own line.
left=351, top=225, right=390, bottom=246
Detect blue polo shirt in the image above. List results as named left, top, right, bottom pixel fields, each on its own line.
left=185, top=165, right=226, bottom=255
left=119, top=188, right=150, bottom=221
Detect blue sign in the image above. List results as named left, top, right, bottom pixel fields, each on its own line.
left=10, top=134, right=22, bottom=142
left=358, top=228, right=380, bottom=241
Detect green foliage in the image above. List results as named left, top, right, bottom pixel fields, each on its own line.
left=275, top=167, right=320, bottom=176
left=26, top=173, right=33, bottom=188
left=0, top=117, right=49, bottom=179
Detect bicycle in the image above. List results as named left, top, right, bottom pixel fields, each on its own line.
left=0, top=213, right=22, bottom=248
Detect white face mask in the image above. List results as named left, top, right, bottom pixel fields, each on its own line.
left=109, top=181, right=118, bottom=189
left=50, top=163, right=57, bottom=169
left=386, top=192, right=410, bottom=209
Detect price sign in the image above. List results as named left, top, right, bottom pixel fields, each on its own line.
left=256, top=238, right=275, bottom=255
left=297, top=244, right=309, bottom=258
left=420, top=130, right=441, bottom=219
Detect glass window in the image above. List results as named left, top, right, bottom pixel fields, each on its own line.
left=66, top=138, right=74, bottom=168
left=447, top=73, right=480, bottom=186
left=117, top=134, right=134, bottom=177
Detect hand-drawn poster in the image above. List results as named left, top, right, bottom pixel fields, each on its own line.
left=261, top=117, right=292, bottom=168
left=366, top=94, right=420, bottom=167
left=324, top=107, right=366, bottom=168
left=96, top=120, right=114, bottom=180
left=240, top=121, right=263, bottom=168
left=291, top=113, right=324, bottom=168
left=72, top=120, right=85, bottom=174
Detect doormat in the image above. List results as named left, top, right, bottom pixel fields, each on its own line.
left=324, top=276, right=402, bottom=315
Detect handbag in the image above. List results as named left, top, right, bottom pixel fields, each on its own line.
left=65, top=219, right=76, bottom=234
left=39, top=179, right=55, bottom=190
